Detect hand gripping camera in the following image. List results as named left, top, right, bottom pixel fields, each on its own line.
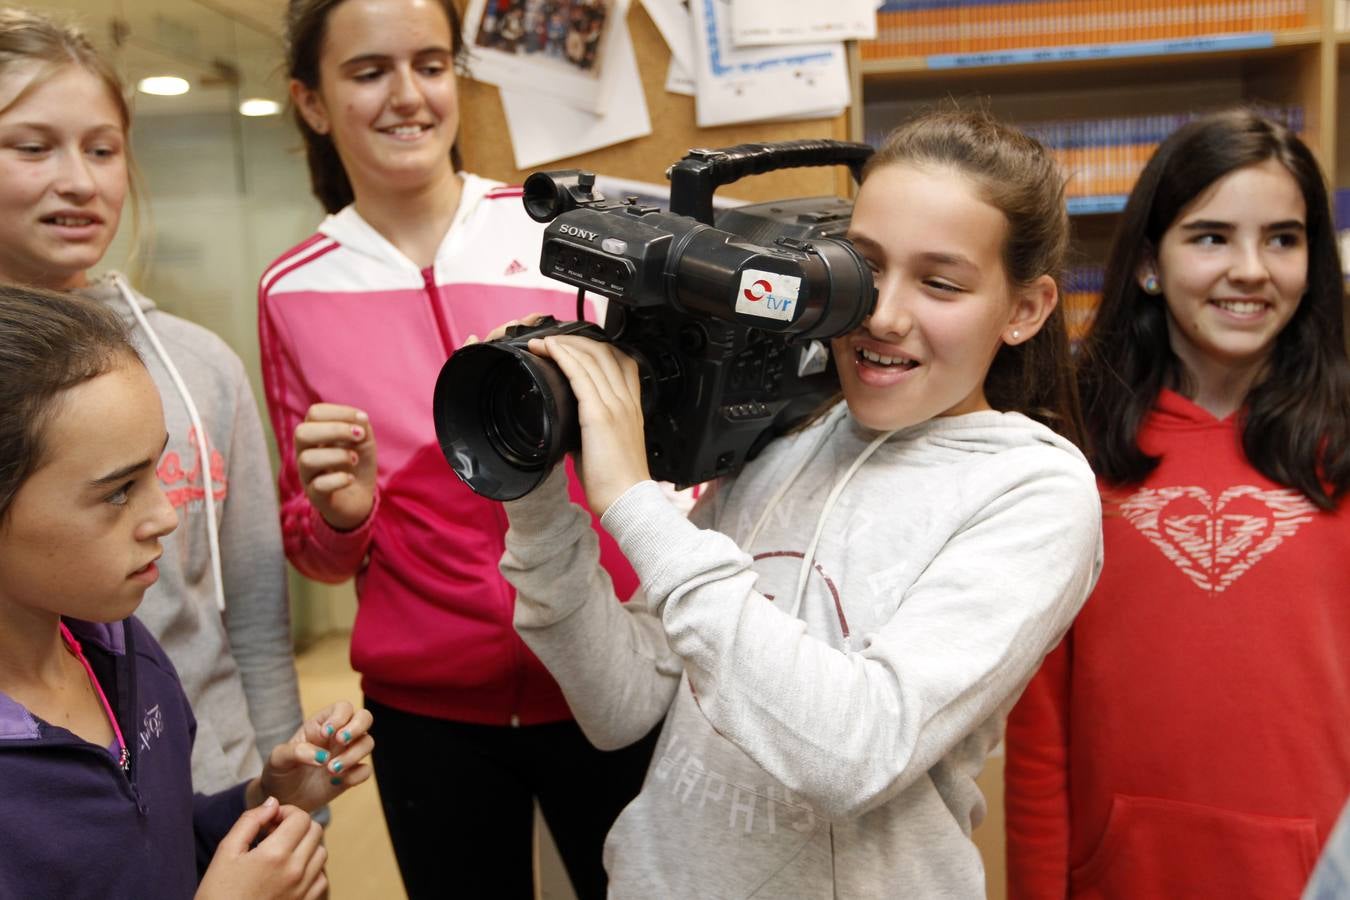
left=433, top=140, right=877, bottom=501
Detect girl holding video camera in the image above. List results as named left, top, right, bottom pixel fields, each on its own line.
left=0, top=286, right=374, bottom=899
left=1005, top=110, right=1350, bottom=899
left=260, top=1, right=653, bottom=896
left=495, top=108, right=1104, bottom=897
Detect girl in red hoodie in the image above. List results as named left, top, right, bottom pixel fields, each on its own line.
left=1005, top=109, right=1350, bottom=900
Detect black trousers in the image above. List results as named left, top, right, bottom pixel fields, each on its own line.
left=365, top=697, right=657, bottom=900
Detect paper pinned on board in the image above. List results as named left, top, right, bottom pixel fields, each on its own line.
left=640, top=0, right=695, bottom=73
left=691, top=0, right=850, bottom=127
left=666, top=57, right=695, bottom=96
left=731, top=0, right=878, bottom=46
left=462, top=0, right=631, bottom=114
left=643, top=0, right=697, bottom=96
left=500, top=19, right=651, bottom=169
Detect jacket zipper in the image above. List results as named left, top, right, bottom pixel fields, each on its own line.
left=423, top=266, right=456, bottom=352
left=113, top=622, right=145, bottom=812
left=423, top=267, right=523, bottom=728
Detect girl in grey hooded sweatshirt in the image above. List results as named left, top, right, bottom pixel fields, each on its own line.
left=0, top=8, right=302, bottom=794
left=496, top=109, right=1105, bottom=898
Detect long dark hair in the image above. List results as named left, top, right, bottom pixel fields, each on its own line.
left=1081, top=108, right=1349, bottom=509
left=285, top=0, right=466, bottom=214
left=0, top=286, right=138, bottom=523
left=865, top=108, right=1085, bottom=446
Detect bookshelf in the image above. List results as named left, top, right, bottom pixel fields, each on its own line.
left=849, top=0, right=1349, bottom=337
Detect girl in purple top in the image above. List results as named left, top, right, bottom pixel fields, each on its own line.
left=0, top=286, right=372, bottom=899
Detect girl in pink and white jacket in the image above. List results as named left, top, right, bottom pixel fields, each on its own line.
left=259, top=1, right=652, bottom=897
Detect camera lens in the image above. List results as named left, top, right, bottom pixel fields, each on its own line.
left=434, top=337, right=584, bottom=501
left=483, top=361, right=549, bottom=468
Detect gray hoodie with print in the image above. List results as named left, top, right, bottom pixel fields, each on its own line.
left=502, top=403, right=1103, bottom=899
left=79, top=274, right=302, bottom=793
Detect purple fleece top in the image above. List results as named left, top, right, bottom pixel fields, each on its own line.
left=0, top=617, right=247, bottom=899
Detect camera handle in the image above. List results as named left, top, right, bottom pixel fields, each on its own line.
left=666, top=139, right=874, bottom=226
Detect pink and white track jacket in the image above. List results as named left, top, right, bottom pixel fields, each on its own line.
left=258, top=174, right=637, bottom=725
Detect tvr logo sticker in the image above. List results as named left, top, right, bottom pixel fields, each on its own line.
left=735, top=269, right=801, bottom=322
left=743, top=279, right=773, bottom=302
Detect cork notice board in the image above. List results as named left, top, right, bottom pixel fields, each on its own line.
left=456, top=2, right=855, bottom=204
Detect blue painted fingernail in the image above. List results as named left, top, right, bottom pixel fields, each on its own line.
left=330, top=776, right=342, bottom=785
left=341, top=730, right=351, bottom=742
left=331, top=760, right=343, bottom=772
left=314, top=749, right=329, bottom=764
left=324, top=725, right=335, bottom=736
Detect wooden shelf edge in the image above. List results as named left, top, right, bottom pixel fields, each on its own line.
left=1272, top=26, right=1329, bottom=45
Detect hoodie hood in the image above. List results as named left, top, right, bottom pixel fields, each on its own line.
left=1148, top=387, right=1237, bottom=431
left=745, top=402, right=1092, bottom=619
left=841, top=403, right=1090, bottom=469
left=317, top=173, right=495, bottom=275
left=77, top=272, right=157, bottom=326
left=63, top=618, right=128, bottom=657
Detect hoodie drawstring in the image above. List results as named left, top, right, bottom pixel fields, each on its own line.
left=744, top=404, right=897, bottom=619
left=112, top=273, right=227, bottom=614
left=790, top=426, right=895, bottom=619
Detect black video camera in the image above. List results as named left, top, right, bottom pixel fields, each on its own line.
left=433, top=140, right=876, bottom=501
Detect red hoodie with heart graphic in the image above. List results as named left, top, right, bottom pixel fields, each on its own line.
left=1004, top=388, right=1350, bottom=900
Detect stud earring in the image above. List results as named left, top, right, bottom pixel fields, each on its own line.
left=1011, top=329, right=1021, bottom=341
left=1143, top=274, right=1161, bottom=295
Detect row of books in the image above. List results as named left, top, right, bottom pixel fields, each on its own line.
left=1064, top=188, right=1349, bottom=340
left=864, top=0, right=1312, bottom=60
left=866, top=106, right=1304, bottom=210
left=1062, top=266, right=1105, bottom=341
left=1023, top=106, right=1304, bottom=203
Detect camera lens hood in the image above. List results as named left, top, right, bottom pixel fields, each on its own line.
left=433, top=340, right=579, bottom=501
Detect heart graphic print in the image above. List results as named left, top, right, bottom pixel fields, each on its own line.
left=1120, top=485, right=1317, bottom=593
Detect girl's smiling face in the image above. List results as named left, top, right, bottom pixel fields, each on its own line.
left=834, top=162, right=1050, bottom=432
left=1146, top=158, right=1308, bottom=377
left=0, top=360, right=177, bottom=624
left=291, top=0, right=460, bottom=199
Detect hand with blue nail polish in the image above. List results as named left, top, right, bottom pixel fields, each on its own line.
left=247, top=699, right=376, bottom=814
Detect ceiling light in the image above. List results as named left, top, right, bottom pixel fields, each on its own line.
left=239, top=98, right=282, bottom=117
left=138, top=76, right=190, bottom=96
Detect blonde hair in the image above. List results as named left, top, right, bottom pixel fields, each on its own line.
left=0, top=7, right=146, bottom=280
